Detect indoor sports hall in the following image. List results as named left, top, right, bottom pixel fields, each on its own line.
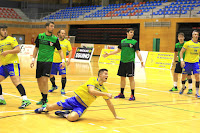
left=0, top=0, right=200, bottom=133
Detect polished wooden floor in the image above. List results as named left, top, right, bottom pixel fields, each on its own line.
left=1, top=56, right=200, bottom=133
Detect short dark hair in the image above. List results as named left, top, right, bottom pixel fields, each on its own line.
left=98, top=69, right=108, bottom=77
left=127, top=28, right=134, bottom=33
left=192, top=30, right=199, bottom=35
left=178, top=32, right=184, bottom=36
left=45, top=21, right=54, bottom=27
left=57, top=29, right=65, bottom=35
left=0, top=25, right=7, bottom=29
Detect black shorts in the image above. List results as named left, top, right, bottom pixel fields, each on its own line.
left=117, top=61, right=135, bottom=77
left=174, top=62, right=192, bottom=75
left=36, top=61, right=53, bottom=78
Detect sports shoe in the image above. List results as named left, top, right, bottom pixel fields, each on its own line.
left=61, top=89, right=66, bottom=95
left=114, top=93, right=125, bottom=99
left=55, top=110, right=70, bottom=118
left=129, top=95, right=135, bottom=101
left=196, top=94, right=200, bottom=99
left=179, top=87, right=186, bottom=95
left=187, top=89, right=193, bottom=94
left=36, top=99, right=48, bottom=105
left=48, top=86, right=58, bottom=92
left=18, top=100, right=31, bottom=109
left=169, top=87, right=178, bottom=92
left=0, top=99, right=6, bottom=105
left=35, top=107, right=48, bottom=114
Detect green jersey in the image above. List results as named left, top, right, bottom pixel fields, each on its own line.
left=35, top=33, right=61, bottom=62
left=118, top=38, right=140, bottom=63
left=174, top=41, right=186, bottom=62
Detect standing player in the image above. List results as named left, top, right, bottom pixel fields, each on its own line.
left=0, top=25, right=31, bottom=109
left=30, top=21, right=66, bottom=106
left=35, top=69, right=124, bottom=121
left=48, top=29, right=72, bottom=94
left=180, top=30, right=200, bottom=97
left=170, top=32, right=192, bottom=93
left=103, top=28, right=144, bottom=101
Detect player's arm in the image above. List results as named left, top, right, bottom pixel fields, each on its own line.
left=88, top=85, right=112, bottom=97
left=66, top=50, right=72, bottom=66
left=1, top=45, right=20, bottom=56
left=173, top=52, right=178, bottom=64
left=105, top=99, right=125, bottom=120
left=135, top=42, right=144, bottom=67
left=103, top=48, right=121, bottom=58
left=180, top=47, right=186, bottom=68
left=30, top=36, right=39, bottom=68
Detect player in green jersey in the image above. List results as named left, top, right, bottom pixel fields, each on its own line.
left=103, top=28, right=144, bottom=101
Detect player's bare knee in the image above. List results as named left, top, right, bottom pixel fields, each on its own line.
left=67, top=112, right=79, bottom=122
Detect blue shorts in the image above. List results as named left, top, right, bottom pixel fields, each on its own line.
left=51, top=62, right=66, bottom=75
left=57, top=96, right=87, bottom=117
left=182, top=62, right=200, bottom=75
left=0, top=63, right=20, bottom=78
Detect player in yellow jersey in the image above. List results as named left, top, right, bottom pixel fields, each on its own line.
left=179, top=30, right=200, bottom=98
left=48, top=29, right=72, bottom=94
left=35, top=69, right=124, bottom=121
left=0, top=25, right=31, bottom=108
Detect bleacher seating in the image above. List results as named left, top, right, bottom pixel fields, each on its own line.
left=0, top=8, right=21, bottom=19
left=42, top=0, right=200, bottom=20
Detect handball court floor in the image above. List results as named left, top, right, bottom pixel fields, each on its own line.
left=1, top=56, right=200, bottom=133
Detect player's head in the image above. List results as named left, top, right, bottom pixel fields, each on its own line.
left=45, top=21, right=54, bottom=33
left=126, top=28, right=134, bottom=38
left=177, top=32, right=184, bottom=43
left=192, top=30, right=199, bottom=41
left=0, top=25, right=8, bottom=38
left=57, top=29, right=66, bottom=40
left=98, top=69, right=108, bottom=82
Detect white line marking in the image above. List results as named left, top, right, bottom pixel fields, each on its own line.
left=88, top=123, right=95, bottom=125
left=113, top=130, right=120, bottom=132
left=109, top=90, right=148, bottom=96
left=100, top=126, right=107, bottom=129
left=3, top=93, right=38, bottom=102
left=0, top=110, right=34, bottom=113
left=115, top=118, right=200, bottom=128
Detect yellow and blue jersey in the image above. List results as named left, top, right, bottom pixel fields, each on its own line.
left=183, top=40, right=200, bottom=63
left=74, top=77, right=109, bottom=107
left=0, top=36, right=19, bottom=65
left=53, top=39, right=72, bottom=63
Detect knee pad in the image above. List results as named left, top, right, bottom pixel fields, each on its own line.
left=196, top=81, right=199, bottom=88
left=182, top=80, right=186, bottom=84
left=188, top=79, right=192, bottom=84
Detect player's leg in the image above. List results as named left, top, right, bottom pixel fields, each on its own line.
left=127, top=61, right=135, bottom=101
left=0, top=65, right=6, bottom=105
left=115, top=61, right=126, bottom=98
left=0, top=75, right=6, bottom=105
left=9, top=64, right=31, bottom=109
left=61, top=74, right=67, bottom=94
left=35, top=102, right=63, bottom=113
left=192, top=62, right=200, bottom=98
left=49, top=63, right=58, bottom=93
left=170, top=62, right=181, bottom=91
left=187, top=74, right=193, bottom=94
left=180, top=62, right=191, bottom=94
left=57, top=62, right=67, bottom=94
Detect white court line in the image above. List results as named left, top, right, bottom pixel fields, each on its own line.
left=100, top=126, right=107, bottom=129
left=109, top=90, right=148, bottom=96
left=0, top=110, right=34, bottom=113
left=3, top=93, right=39, bottom=102
left=113, top=130, right=120, bottom=132
left=88, top=123, right=95, bottom=125
left=115, top=118, right=200, bottom=128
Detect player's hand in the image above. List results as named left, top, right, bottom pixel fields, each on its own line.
left=181, top=61, right=185, bottom=68
left=107, top=93, right=112, bottom=99
left=30, top=61, right=35, bottom=68
left=1, top=51, right=8, bottom=56
left=141, top=61, right=144, bottom=68
left=66, top=60, right=70, bottom=66
left=60, top=62, right=66, bottom=69
left=102, top=52, right=109, bottom=58
left=115, top=116, right=125, bottom=120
